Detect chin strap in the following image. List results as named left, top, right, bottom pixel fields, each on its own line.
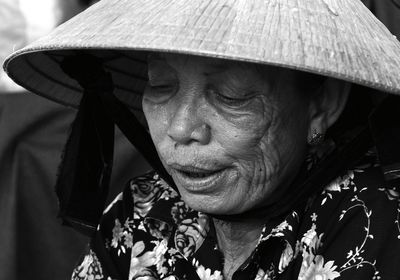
left=57, top=54, right=173, bottom=236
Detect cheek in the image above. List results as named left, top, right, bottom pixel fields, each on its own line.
left=216, top=95, right=309, bottom=196
left=142, top=100, right=169, bottom=148
left=212, top=97, right=272, bottom=161
left=249, top=98, right=309, bottom=195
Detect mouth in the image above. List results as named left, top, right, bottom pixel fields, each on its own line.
left=177, top=168, right=222, bottom=179
left=169, top=164, right=230, bottom=191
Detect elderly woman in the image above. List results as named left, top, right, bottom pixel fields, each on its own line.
left=4, top=0, right=400, bottom=279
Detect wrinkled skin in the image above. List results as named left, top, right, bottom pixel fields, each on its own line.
left=142, top=53, right=348, bottom=216
left=143, top=54, right=311, bottom=215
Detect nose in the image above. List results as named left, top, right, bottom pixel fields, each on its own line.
left=167, top=98, right=211, bottom=146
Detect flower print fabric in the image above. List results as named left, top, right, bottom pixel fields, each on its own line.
left=72, top=151, right=400, bottom=280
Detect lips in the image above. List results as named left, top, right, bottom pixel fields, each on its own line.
left=169, top=163, right=231, bottom=192
left=181, top=171, right=216, bottom=178
left=175, top=166, right=222, bottom=179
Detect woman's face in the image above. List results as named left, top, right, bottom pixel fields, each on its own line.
left=142, top=54, right=313, bottom=215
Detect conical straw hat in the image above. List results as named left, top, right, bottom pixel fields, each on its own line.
left=3, top=0, right=400, bottom=109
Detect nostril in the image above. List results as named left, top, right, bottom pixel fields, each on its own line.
left=168, top=122, right=211, bottom=145
left=167, top=121, right=193, bottom=144
left=190, top=124, right=211, bottom=145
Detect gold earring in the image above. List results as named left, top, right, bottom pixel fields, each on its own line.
left=309, top=130, right=324, bottom=145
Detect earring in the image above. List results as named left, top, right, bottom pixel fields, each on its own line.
left=308, top=130, right=324, bottom=145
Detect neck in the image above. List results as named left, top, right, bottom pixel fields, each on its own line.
left=212, top=217, right=264, bottom=280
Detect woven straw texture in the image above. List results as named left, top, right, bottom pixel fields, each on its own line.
left=3, top=0, right=400, bottom=108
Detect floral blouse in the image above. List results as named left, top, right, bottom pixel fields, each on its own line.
left=72, top=150, right=400, bottom=280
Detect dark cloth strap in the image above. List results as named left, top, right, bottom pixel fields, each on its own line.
left=94, top=73, right=175, bottom=187
left=55, top=58, right=115, bottom=235
left=57, top=55, right=174, bottom=237
left=60, top=55, right=173, bottom=186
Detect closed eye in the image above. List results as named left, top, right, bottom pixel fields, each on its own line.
left=144, top=81, right=178, bottom=104
left=206, top=85, right=251, bottom=107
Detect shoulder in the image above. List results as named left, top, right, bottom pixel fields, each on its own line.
left=297, top=151, right=400, bottom=279
left=308, top=151, right=400, bottom=234
left=103, top=171, right=179, bottom=221
left=98, top=171, right=180, bottom=249
left=72, top=171, right=180, bottom=280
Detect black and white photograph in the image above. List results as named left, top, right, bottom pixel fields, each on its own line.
left=1, top=0, right=400, bottom=279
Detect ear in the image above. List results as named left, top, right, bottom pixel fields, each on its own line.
left=308, top=78, right=351, bottom=141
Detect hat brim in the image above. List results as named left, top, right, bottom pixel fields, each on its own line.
left=3, top=0, right=400, bottom=109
